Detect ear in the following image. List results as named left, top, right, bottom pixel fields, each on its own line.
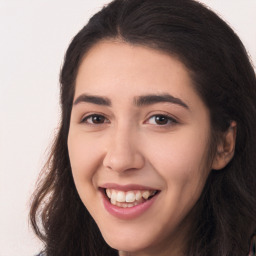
left=211, top=121, right=237, bottom=170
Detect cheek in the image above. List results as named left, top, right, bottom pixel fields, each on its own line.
left=67, top=132, right=107, bottom=217
left=145, top=128, right=211, bottom=226
left=67, top=132, right=104, bottom=186
left=146, top=126, right=211, bottom=189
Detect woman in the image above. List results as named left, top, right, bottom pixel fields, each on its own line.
left=30, top=0, right=256, bottom=255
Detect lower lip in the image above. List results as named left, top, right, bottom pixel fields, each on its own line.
left=101, top=191, right=159, bottom=220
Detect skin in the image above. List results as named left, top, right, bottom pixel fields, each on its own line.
left=68, top=40, right=236, bottom=256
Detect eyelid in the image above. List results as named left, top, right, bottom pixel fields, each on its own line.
left=144, top=113, right=179, bottom=126
left=78, top=111, right=180, bottom=127
left=80, top=113, right=110, bottom=124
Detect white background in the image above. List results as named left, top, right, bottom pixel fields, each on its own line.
left=0, top=1, right=255, bottom=255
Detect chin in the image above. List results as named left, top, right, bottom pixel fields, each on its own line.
left=100, top=227, right=155, bottom=253
left=104, top=236, right=149, bottom=253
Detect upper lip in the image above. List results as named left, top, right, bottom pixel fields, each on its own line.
left=100, top=183, right=159, bottom=192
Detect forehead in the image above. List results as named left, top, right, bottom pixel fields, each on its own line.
left=75, top=40, right=204, bottom=111
left=77, top=40, right=189, bottom=86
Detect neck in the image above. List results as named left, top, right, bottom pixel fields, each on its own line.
left=119, top=246, right=184, bottom=256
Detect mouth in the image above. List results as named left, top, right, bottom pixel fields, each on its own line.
left=102, top=188, right=159, bottom=208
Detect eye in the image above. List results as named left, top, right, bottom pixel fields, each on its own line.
left=81, top=114, right=109, bottom=125
left=147, top=114, right=177, bottom=126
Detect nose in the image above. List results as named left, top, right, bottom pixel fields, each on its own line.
left=103, top=127, right=145, bottom=173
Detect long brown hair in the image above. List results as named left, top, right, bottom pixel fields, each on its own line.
left=30, top=0, right=256, bottom=255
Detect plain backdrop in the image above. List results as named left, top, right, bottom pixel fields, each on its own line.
left=0, top=1, right=255, bottom=256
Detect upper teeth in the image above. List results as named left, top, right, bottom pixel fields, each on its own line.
left=105, top=189, right=156, bottom=203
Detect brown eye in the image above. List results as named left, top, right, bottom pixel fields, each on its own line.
left=155, top=115, right=169, bottom=125
left=147, top=114, right=177, bottom=126
left=82, top=114, right=108, bottom=124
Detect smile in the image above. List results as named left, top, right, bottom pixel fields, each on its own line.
left=100, top=185, right=160, bottom=219
left=105, top=189, right=158, bottom=208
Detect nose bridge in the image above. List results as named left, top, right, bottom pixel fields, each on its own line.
left=103, top=122, right=144, bottom=172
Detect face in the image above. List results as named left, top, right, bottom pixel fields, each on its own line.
left=68, top=41, right=213, bottom=256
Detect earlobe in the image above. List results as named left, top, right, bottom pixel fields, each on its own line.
left=211, top=121, right=237, bottom=170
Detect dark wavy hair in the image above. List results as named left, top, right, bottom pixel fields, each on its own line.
left=30, top=0, right=256, bottom=255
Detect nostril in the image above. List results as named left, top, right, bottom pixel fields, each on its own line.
left=102, top=141, right=145, bottom=173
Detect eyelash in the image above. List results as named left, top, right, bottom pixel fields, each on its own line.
left=81, top=114, right=109, bottom=125
left=80, top=113, right=178, bottom=127
left=146, top=114, right=178, bottom=126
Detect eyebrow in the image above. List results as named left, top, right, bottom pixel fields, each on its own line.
left=73, top=94, right=111, bottom=106
left=134, top=94, right=189, bottom=109
left=73, top=93, right=189, bottom=109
